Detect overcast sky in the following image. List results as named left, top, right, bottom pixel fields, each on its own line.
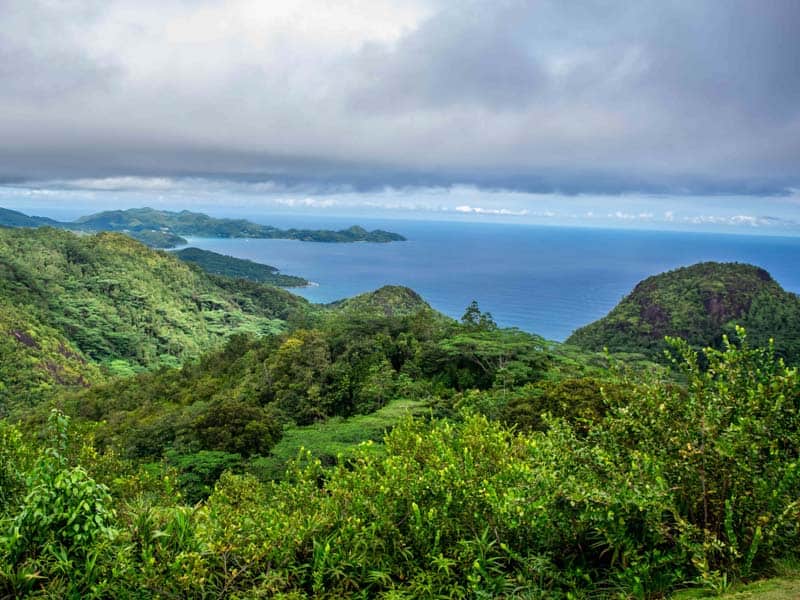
left=1, top=0, right=799, bottom=232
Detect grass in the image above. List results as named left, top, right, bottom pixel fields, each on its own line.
left=672, top=578, right=800, bottom=599
left=249, top=398, right=427, bottom=480
left=671, top=561, right=800, bottom=599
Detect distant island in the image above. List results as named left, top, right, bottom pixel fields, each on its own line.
left=0, top=206, right=406, bottom=248
left=174, top=247, right=308, bottom=287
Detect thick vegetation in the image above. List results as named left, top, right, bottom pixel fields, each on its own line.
left=0, top=209, right=59, bottom=228
left=568, top=262, right=800, bottom=364
left=0, top=298, right=101, bottom=415
left=174, top=247, right=308, bottom=287
left=1, top=233, right=799, bottom=597
left=1, top=333, right=798, bottom=597
left=0, top=227, right=311, bottom=412
left=46, top=288, right=556, bottom=503
left=126, top=230, right=188, bottom=248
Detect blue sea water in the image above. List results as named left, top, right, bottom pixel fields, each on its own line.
left=181, top=217, right=800, bottom=341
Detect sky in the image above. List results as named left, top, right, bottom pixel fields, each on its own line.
left=1, top=0, right=799, bottom=233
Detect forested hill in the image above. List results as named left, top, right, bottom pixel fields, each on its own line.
left=76, top=207, right=407, bottom=243
left=328, top=285, right=432, bottom=317
left=567, top=261, right=800, bottom=362
left=0, top=206, right=406, bottom=247
left=0, top=208, right=60, bottom=228
left=0, top=227, right=313, bottom=410
left=173, top=247, right=308, bottom=287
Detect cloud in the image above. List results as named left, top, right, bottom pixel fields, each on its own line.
left=349, top=2, right=544, bottom=111
left=3, top=176, right=800, bottom=234
left=60, top=177, right=182, bottom=191
left=0, top=0, right=798, bottom=196
left=682, top=214, right=798, bottom=228
left=0, top=1, right=118, bottom=101
left=454, top=205, right=529, bottom=216
left=273, top=197, right=339, bottom=209
left=608, top=211, right=655, bottom=221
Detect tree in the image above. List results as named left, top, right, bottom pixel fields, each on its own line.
left=192, top=398, right=282, bottom=457
left=432, top=329, right=548, bottom=390
left=461, top=300, right=497, bottom=331
left=267, top=329, right=331, bottom=424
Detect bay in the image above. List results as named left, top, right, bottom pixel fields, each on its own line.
left=181, top=216, right=800, bottom=341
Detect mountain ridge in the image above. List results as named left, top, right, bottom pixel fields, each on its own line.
left=0, top=206, right=406, bottom=247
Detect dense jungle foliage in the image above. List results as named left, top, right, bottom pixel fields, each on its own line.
left=568, top=262, right=800, bottom=364
left=0, top=227, right=311, bottom=411
left=1, top=230, right=798, bottom=597
left=126, top=230, right=188, bottom=249
left=173, top=247, right=308, bottom=287
left=1, top=334, right=798, bottom=598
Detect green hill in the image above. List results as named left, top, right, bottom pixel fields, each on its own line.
left=0, top=298, right=102, bottom=414
left=0, top=208, right=59, bottom=228
left=74, top=207, right=406, bottom=243
left=328, top=285, right=432, bottom=317
left=0, top=206, right=406, bottom=247
left=567, top=262, right=800, bottom=362
left=173, top=247, right=308, bottom=287
left=0, top=227, right=313, bottom=411
left=125, top=229, right=187, bottom=248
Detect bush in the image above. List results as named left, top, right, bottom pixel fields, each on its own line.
left=0, top=410, right=119, bottom=597
left=595, top=329, right=800, bottom=581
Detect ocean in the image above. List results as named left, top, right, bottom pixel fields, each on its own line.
left=179, top=216, right=800, bottom=342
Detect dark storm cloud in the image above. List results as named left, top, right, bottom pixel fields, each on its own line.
left=0, top=0, right=799, bottom=195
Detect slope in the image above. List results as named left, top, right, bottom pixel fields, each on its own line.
left=0, top=227, right=313, bottom=380
left=1, top=206, right=406, bottom=247
left=173, top=247, right=308, bottom=287
left=74, top=207, right=406, bottom=242
left=567, top=262, right=800, bottom=362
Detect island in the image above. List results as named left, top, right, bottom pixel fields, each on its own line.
left=0, top=206, right=406, bottom=248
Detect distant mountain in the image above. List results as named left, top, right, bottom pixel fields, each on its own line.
left=0, top=227, right=313, bottom=410
left=74, top=207, right=406, bottom=243
left=0, top=207, right=60, bottom=228
left=174, top=247, right=308, bottom=287
left=567, top=262, right=800, bottom=363
left=0, top=205, right=406, bottom=247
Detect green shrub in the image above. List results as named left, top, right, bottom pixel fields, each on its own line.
left=0, top=410, right=119, bottom=597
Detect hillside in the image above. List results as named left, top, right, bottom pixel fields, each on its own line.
left=0, top=227, right=313, bottom=405
left=567, top=262, right=800, bottom=362
left=173, top=247, right=308, bottom=287
left=0, top=206, right=406, bottom=247
left=3, top=248, right=799, bottom=597
left=328, top=285, right=432, bottom=317
left=0, top=299, right=102, bottom=414
left=126, top=229, right=187, bottom=248
left=0, top=208, right=59, bottom=228
left=76, top=207, right=406, bottom=242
